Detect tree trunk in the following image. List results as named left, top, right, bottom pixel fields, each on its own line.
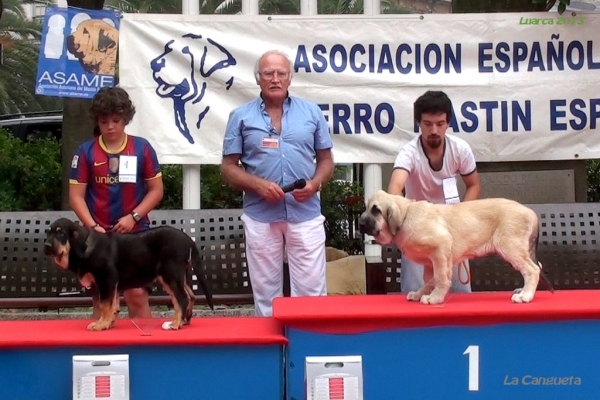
left=61, top=0, right=106, bottom=210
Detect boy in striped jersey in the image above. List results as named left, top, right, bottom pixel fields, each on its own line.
left=69, top=87, right=164, bottom=319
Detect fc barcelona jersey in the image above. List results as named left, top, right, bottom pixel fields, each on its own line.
left=69, top=135, right=161, bottom=231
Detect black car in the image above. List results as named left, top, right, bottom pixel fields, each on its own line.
left=0, top=111, right=63, bottom=141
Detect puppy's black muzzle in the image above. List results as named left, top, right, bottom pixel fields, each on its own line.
left=358, top=213, right=377, bottom=236
left=43, top=237, right=59, bottom=256
left=358, top=221, right=368, bottom=235
left=43, top=241, right=53, bottom=255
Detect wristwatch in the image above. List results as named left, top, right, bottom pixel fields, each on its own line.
left=131, top=211, right=141, bottom=222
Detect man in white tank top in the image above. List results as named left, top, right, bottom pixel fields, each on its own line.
left=388, top=91, right=481, bottom=293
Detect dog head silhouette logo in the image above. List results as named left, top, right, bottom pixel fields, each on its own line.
left=67, top=19, right=118, bottom=75
left=150, top=33, right=237, bottom=144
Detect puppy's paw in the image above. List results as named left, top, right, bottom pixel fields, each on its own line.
left=420, top=294, right=444, bottom=305
left=87, top=320, right=112, bottom=331
left=406, top=291, right=422, bottom=301
left=161, top=321, right=183, bottom=330
left=511, top=290, right=534, bottom=303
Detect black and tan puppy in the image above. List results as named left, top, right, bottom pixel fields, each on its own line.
left=43, top=218, right=214, bottom=331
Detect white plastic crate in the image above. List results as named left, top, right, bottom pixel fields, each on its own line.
left=72, top=354, right=130, bottom=400
left=305, top=355, right=363, bottom=400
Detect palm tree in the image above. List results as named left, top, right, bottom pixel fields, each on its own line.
left=0, top=0, right=62, bottom=115
left=257, top=0, right=410, bottom=14
left=320, top=0, right=362, bottom=13
left=104, top=0, right=182, bottom=13
left=452, top=0, right=558, bottom=13
left=104, top=0, right=241, bottom=14
left=105, top=0, right=408, bottom=15
left=319, top=0, right=411, bottom=13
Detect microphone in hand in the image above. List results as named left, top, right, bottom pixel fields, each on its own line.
left=281, top=179, right=306, bottom=193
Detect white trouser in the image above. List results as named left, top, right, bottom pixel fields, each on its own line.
left=241, top=213, right=327, bottom=317
left=400, top=255, right=472, bottom=294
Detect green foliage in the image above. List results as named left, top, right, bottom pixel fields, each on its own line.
left=158, top=164, right=183, bottom=209
left=0, top=0, right=63, bottom=114
left=0, top=127, right=62, bottom=211
left=104, top=0, right=241, bottom=14
left=159, top=164, right=243, bottom=210
left=316, top=0, right=410, bottom=14
left=320, top=175, right=364, bottom=254
left=199, top=165, right=243, bottom=209
left=104, top=0, right=182, bottom=13
left=556, top=0, right=570, bottom=14
left=453, top=0, right=559, bottom=12
left=587, top=159, right=600, bottom=202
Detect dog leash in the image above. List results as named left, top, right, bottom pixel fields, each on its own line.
left=131, top=319, right=152, bottom=336
left=458, top=261, right=471, bottom=285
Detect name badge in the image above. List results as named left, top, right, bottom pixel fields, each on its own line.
left=262, top=137, right=279, bottom=149
left=442, top=176, right=460, bottom=204
left=119, top=155, right=137, bottom=183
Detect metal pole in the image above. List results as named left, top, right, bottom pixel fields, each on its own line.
left=242, top=0, right=259, bottom=15
left=182, top=0, right=199, bottom=15
left=300, top=0, right=318, bottom=203
left=363, top=0, right=381, bottom=15
left=300, top=0, right=318, bottom=15
left=181, top=0, right=201, bottom=209
left=362, top=0, right=383, bottom=259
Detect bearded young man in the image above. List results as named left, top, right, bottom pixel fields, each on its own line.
left=387, top=90, right=481, bottom=294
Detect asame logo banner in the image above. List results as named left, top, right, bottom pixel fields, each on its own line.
left=36, top=7, right=121, bottom=99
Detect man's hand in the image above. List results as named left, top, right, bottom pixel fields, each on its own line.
left=292, top=179, right=319, bottom=203
left=112, top=214, right=136, bottom=233
left=258, top=181, right=285, bottom=202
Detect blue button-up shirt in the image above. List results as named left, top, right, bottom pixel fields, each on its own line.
left=222, top=95, right=333, bottom=223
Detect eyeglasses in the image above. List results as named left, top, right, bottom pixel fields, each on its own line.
left=258, top=70, right=290, bottom=80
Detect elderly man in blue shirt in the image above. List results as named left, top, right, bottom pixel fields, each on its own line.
left=220, top=49, right=334, bottom=317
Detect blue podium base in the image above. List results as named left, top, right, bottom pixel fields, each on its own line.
left=0, top=317, right=286, bottom=400
left=4, top=345, right=281, bottom=400
left=274, top=290, right=600, bottom=400
left=286, top=320, right=599, bottom=399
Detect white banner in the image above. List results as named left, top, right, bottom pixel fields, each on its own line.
left=119, top=12, right=600, bottom=164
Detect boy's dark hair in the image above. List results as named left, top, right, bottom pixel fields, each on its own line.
left=414, top=91, right=453, bottom=123
left=89, top=87, right=136, bottom=124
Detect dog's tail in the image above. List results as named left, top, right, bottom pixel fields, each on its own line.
left=189, top=247, right=215, bottom=311
left=530, top=222, right=555, bottom=294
